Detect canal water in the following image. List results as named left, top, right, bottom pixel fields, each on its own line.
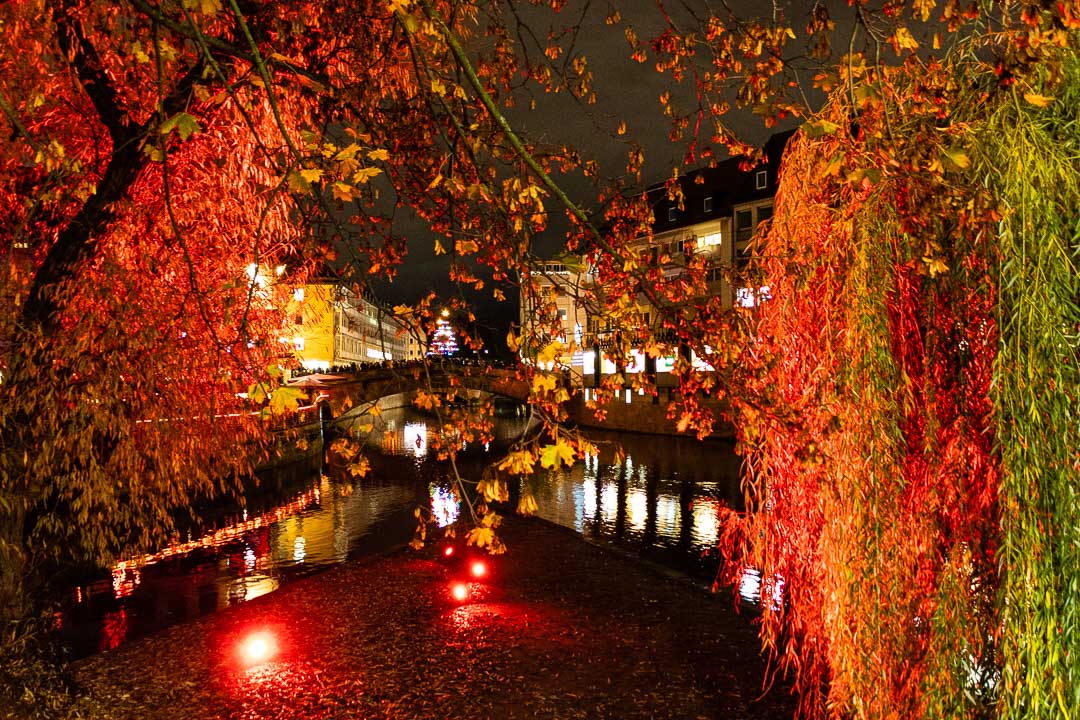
left=59, top=406, right=747, bottom=658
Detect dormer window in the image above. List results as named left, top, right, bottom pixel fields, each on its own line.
left=667, top=206, right=677, bottom=222
left=704, top=196, right=713, bottom=214
left=755, top=169, right=768, bottom=190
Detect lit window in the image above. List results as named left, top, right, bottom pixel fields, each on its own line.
left=625, top=389, right=632, bottom=404
left=293, top=336, right=304, bottom=350
left=294, top=287, right=304, bottom=302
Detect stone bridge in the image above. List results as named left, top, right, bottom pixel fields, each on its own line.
left=287, top=363, right=530, bottom=424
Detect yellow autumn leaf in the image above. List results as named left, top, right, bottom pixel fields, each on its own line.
left=676, top=412, right=693, bottom=433
left=348, top=456, right=371, bottom=478
left=890, top=27, right=919, bottom=52
left=498, top=450, right=536, bottom=475
left=466, top=526, right=495, bottom=548
left=130, top=41, right=150, bottom=63
left=941, top=147, right=970, bottom=172
left=300, top=168, right=323, bottom=183
left=517, top=492, right=538, bottom=516
left=367, top=148, right=390, bottom=161
left=536, top=341, right=562, bottom=365
left=353, top=166, right=382, bottom=183
left=414, top=391, right=438, bottom=410
left=477, top=477, right=508, bottom=503
left=923, top=256, right=949, bottom=277
left=506, top=331, right=520, bottom=353
left=431, top=78, right=446, bottom=96
left=539, top=440, right=576, bottom=470
left=331, top=182, right=356, bottom=202
left=1024, top=93, right=1053, bottom=107
left=531, top=373, right=557, bottom=396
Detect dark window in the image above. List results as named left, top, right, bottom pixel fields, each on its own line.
left=755, top=169, right=768, bottom=190
left=667, top=206, right=677, bottom=222
left=735, top=209, right=755, bottom=269
left=294, top=314, right=303, bottom=325
left=703, top=196, right=713, bottom=214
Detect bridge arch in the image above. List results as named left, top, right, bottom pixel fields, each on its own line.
left=286, top=364, right=530, bottom=425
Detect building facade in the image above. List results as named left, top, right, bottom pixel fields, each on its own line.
left=639, top=129, right=791, bottom=312
left=286, top=281, right=408, bottom=371
left=518, top=260, right=592, bottom=379
left=519, top=130, right=793, bottom=387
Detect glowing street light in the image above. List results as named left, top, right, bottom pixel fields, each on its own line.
left=469, top=560, right=487, bottom=579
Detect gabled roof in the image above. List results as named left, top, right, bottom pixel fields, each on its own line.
left=648, top=129, right=796, bottom=233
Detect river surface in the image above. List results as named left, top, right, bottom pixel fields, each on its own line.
left=59, top=406, right=748, bottom=658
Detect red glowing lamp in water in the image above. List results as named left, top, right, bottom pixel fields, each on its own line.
left=451, top=583, right=469, bottom=602
left=469, top=561, right=487, bottom=579
left=241, top=631, right=278, bottom=665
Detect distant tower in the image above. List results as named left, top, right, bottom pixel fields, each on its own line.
left=430, top=310, right=458, bottom=357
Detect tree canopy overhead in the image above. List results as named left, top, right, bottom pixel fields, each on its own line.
left=2, top=0, right=1080, bottom=718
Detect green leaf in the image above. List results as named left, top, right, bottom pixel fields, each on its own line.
left=555, top=252, right=586, bottom=274
left=159, top=112, right=200, bottom=141
left=803, top=118, right=841, bottom=138
left=247, top=382, right=269, bottom=404
left=286, top=170, right=311, bottom=193
left=268, top=387, right=306, bottom=414
left=539, top=440, right=575, bottom=470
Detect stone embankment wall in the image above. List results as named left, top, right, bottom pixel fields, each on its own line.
left=566, top=392, right=735, bottom=439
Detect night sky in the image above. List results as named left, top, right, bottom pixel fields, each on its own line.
left=371, top=1, right=811, bottom=345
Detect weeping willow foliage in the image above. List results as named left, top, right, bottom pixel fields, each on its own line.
left=986, top=56, right=1080, bottom=720
left=730, top=34, right=1080, bottom=720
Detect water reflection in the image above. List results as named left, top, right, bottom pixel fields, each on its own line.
left=531, top=428, right=743, bottom=577
left=62, top=405, right=747, bottom=657
left=430, top=485, right=460, bottom=527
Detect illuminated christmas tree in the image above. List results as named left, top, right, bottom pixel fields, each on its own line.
left=430, top=311, right=458, bottom=357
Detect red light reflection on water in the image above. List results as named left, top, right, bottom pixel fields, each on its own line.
left=110, top=487, right=320, bottom=574
left=99, top=609, right=129, bottom=653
